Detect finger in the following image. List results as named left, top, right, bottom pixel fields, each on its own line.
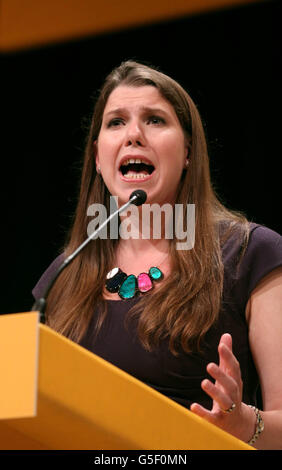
left=207, top=362, right=239, bottom=397
left=219, top=333, right=232, bottom=350
left=201, top=379, right=234, bottom=412
left=218, top=343, right=242, bottom=386
left=218, top=333, right=232, bottom=370
left=190, top=402, right=215, bottom=423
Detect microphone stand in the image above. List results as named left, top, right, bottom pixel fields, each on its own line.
left=32, top=190, right=146, bottom=323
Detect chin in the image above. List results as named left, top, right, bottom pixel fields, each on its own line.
left=110, top=189, right=134, bottom=207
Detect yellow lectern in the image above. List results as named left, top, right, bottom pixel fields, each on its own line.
left=0, top=312, right=253, bottom=450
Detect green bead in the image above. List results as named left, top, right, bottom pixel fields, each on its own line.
left=118, top=275, right=137, bottom=299
left=149, top=267, right=163, bottom=281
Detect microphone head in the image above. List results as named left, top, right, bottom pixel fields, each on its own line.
left=129, top=190, right=147, bottom=206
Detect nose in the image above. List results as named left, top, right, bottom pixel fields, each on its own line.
left=124, top=119, right=145, bottom=147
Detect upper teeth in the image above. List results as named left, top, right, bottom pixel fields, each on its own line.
left=121, top=158, right=151, bottom=166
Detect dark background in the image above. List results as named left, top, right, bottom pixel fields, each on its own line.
left=1, top=0, right=281, bottom=314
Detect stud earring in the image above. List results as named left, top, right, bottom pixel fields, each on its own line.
left=185, top=159, right=189, bottom=168
left=97, top=166, right=101, bottom=174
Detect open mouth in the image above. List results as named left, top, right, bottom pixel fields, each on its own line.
left=119, top=158, right=155, bottom=180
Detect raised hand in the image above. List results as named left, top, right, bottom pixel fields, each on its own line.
left=190, top=333, right=255, bottom=442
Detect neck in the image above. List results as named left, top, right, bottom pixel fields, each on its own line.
left=118, top=204, right=173, bottom=250
left=116, top=237, right=170, bottom=259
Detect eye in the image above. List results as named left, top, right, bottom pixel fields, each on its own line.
left=107, top=118, right=125, bottom=128
left=147, top=115, right=166, bottom=125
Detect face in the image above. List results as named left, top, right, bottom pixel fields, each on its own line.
left=95, top=85, right=189, bottom=206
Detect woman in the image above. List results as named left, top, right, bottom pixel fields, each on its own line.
left=33, top=61, right=282, bottom=448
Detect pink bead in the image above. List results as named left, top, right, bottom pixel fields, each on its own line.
left=137, top=273, right=153, bottom=293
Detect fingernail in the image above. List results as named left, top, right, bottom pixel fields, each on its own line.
left=219, top=343, right=229, bottom=352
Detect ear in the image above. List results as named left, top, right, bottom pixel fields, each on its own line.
left=183, top=142, right=190, bottom=168
left=93, top=140, right=100, bottom=172
left=184, top=137, right=191, bottom=159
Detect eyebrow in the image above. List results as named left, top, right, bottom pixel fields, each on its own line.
left=104, top=106, right=168, bottom=117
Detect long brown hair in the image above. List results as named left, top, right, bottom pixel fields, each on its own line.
left=46, top=61, right=249, bottom=354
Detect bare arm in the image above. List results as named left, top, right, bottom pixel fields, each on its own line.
left=246, top=266, right=282, bottom=449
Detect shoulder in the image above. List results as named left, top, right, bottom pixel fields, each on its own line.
left=244, top=224, right=282, bottom=296
left=247, top=223, right=282, bottom=249
left=222, top=222, right=282, bottom=267
left=32, top=253, right=65, bottom=300
left=240, top=224, right=282, bottom=281
left=222, top=222, right=282, bottom=308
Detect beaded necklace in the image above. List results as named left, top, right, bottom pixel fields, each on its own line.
left=105, top=253, right=168, bottom=300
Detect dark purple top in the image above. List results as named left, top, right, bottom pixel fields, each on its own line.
left=32, top=223, right=282, bottom=410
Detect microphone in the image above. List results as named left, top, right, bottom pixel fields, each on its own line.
left=32, top=190, right=147, bottom=323
left=129, top=189, right=147, bottom=206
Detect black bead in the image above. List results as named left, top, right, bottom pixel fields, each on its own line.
left=105, top=270, right=127, bottom=293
